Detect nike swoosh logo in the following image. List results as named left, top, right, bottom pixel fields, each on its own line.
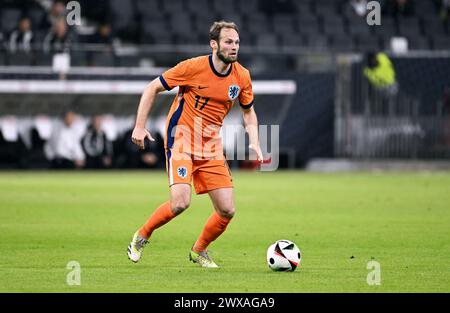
left=198, top=86, right=209, bottom=89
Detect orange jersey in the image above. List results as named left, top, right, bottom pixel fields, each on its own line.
left=160, top=55, right=254, bottom=159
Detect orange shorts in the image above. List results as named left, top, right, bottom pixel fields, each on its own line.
left=165, top=149, right=233, bottom=194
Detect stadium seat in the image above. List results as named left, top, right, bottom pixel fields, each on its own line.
left=380, top=35, right=426, bottom=51
left=237, top=28, right=254, bottom=46
left=212, top=0, right=237, bottom=14
left=140, top=17, right=168, bottom=44
left=414, top=0, right=438, bottom=16
left=89, top=51, right=116, bottom=67
left=322, top=19, right=347, bottom=36
left=304, top=34, right=329, bottom=49
left=186, top=0, right=210, bottom=14
left=194, top=15, right=219, bottom=35
left=0, top=51, right=5, bottom=65
left=27, top=7, right=46, bottom=29
left=355, top=35, right=381, bottom=52
left=406, top=36, right=431, bottom=50
left=135, top=0, right=160, bottom=18
left=116, top=55, right=141, bottom=67
left=320, top=15, right=344, bottom=26
left=34, top=52, right=53, bottom=66
left=175, top=34, right=202, bottom=45
left=292, top=1, right=313, bottom=15
left=347, top=16, right=373, bottom=37
left=313, top=1, right=339, bottom=18
left=70, top=51, right=88, bottom=66
left=296, top=17, right=321, bottom=36
left=109, top=0, right=137, bottom=40
left=397, top=17, right=423, bottom=37
left=191, top=33, right=208, bottom=45
left=110, top=0, right=135, bottom=26
left=246, top=13, right=272, bottom=34
left=236, top=0, right=260, bottom=13
left=0, top=9, right=21, bottom=34
left=422, top=18, right=448, bottom=37
left=151, top=34, right=176, bottom=45
left=255, top=33, right=279, bottom=48
left=414, top=6, right=437, bottom=20
left=160, top=0, right=185, bottom=13
left=432, top=36, right=450, bottom=50
left=372, top=17, right=397, bottom=37
left=272, top=14, right=296, bottom=35
left=7, top=52, right=34, bottom=66
left=330, top=35, right=355, bottom=52
left=76, top=0, right=110, bottom=24
left=217, top=14, right=243, bottom=29
left=344, top=9, right=368, bottom=24
left=32, top=30, right=47, bottom=50
left=279, top=33, right=304, bottom=48
left=170, top=13, right=195, bottom=37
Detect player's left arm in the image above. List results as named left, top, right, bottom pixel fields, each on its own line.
left=241, top=106, right=263, bottom=163
left=239, top=70, right=263, bottom=163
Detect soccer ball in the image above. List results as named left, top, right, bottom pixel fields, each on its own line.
left=266, top=239, right=301, bottom=271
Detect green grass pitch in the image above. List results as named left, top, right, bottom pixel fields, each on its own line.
left=0, top=170, right=449, bottom=292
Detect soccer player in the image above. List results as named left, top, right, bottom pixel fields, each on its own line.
left=127, top=21, right=263, bottom=268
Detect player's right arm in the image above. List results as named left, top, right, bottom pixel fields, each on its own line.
left=131, top=78, right=167, bottom=149
left=133, top=58, right=193, bottom=149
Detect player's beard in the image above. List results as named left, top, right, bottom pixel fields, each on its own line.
left=217, top=43, right=237, bottom=64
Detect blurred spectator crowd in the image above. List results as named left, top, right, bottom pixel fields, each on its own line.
left=0, top=111, right=166, bottom=170
left=0, top=0, right=449, bottom=67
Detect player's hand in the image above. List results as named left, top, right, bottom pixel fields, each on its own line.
left=249, top=144, right=264, bottom=163
left=131, top=127, right=155, bottom=150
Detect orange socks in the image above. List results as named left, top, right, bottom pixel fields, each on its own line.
left=138, top=201, right=232, bottom=251
left=139, top=201, right=175, bottom=239
left=193, top=212, right=232, bottom=252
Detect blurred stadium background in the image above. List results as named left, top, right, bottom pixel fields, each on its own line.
left=0, top=0, right=450, bottom=170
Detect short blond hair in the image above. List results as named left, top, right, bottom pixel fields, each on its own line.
left=209, top=21, right=239, bottom=42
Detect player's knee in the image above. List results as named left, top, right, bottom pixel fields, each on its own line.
left=218, top=207, right=235, bottom=219
left=170, top=197, right=190, bottom=215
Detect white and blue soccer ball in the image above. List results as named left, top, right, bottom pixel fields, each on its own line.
left=266, top=239, right=301, bottom=272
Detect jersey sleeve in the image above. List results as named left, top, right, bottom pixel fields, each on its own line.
left=239, top=70, right=254, bottom=109
left=159, top=59, right=194, bottom=90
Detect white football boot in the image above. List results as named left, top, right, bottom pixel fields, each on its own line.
left=127, top=231, right=148, bottom=263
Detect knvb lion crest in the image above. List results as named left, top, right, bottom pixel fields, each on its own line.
left=177, top=166, right=187, bottom=178
left=228, top=85, right=240, bottom=101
